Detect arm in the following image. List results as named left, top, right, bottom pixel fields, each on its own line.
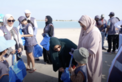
left=114, top=21, right=122, bottom=29
left=48, top=25, right=54, bottom=37
left=34, top=19, right=38, bottom=28
left=21, top=26, right=34, bottom=37
left=21, top=34, right=33, bottom=37
left=71, top=72, right=84, bottom=82
left=88, top=31, right=100, bottom=55
left=106, top=20, right=111, bottom=33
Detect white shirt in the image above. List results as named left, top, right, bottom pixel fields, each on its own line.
left=114, top=20, right=122, bottom=29
left=18, top=25, right=33, bottom=35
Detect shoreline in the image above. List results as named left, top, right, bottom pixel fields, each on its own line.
left=37, top=27, right=80, bottom=29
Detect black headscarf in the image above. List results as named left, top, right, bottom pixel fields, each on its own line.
left=45, top=16, right=52, bottom=26
left=50, top=37, right=77, bottom=72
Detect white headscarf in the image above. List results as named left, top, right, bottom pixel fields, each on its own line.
left=3, top=14, right=14, bottom=31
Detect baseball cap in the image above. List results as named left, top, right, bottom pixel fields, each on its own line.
left=18, top=16, right=26, bottom=23
left=101, top=14, right=105, bottom=18
left=109, top=12, right=115, bottom=16
left=95, top=15, right=100, bottom=19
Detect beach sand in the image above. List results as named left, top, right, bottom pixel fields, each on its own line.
left=22, top=28, right=116, bottom=82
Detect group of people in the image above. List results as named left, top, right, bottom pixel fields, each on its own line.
left=0, top=10, right=55, bottom=81
left=0, top=10, right=121, bottom=82
left=95, top=12, right=122, bottom=53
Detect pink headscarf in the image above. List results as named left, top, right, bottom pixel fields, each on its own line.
left=78, top=15, right=96, bottom=49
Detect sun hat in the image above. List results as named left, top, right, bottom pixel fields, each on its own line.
left=73, top=47, right=89, bottom=64
left=0, top=36, right=15, bottom=52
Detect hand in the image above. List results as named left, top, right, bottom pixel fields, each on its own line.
left=101, top=25, right=104, bottom=27
left=11, top=50, right=16, bottom=54
left=18, top=48, right=22, bottom=53
left=69, top=67, right=74, bottom=73
left=59, top=67, right=64, bottom=72
left=21, top=35, right=24, bottom=38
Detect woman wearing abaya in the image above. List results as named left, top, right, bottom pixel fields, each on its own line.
left=0, top=14, right=23, bottom=66
left=50, top=37, right=77, bottom=82
left=42, top=16, right=54, bottom=64
left=78, top=15, right=102, bottom=82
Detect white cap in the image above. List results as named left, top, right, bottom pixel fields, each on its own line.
left=101, top=14, right=104, bottom=18
left=25, top=10, right=31, bottom=14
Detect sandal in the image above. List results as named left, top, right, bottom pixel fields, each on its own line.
left=29, top=69, right=36, bottom=73
left=26, top=68, right=31, bottom=71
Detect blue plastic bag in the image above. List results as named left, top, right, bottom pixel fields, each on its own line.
left=33, top=44, right=43, bottom=57
left=9, top=67, right=17, bottom=82
left=61, top=67, right=71, bottom=82
left=61, top=52, right=73, bottom=82
left=40, top=33, right=50, bottom=51
left=19, top=29, right=25, bottom=46
left=9, top=54, right=27, bottom=82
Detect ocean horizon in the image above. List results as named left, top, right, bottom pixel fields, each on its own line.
left=14, top=21, right=80, bottom=28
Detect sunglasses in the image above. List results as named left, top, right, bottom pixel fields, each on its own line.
left=8, top=20, right=15, bottom=22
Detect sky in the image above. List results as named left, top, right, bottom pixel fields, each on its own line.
left=0, top=0, right=122, bottom=20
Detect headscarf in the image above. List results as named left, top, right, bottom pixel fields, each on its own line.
left=50, top=37, right=77, bottom=72
left=45, top=16, right=52, bottom=26
left=3, top=14, right=14, bottom=31
left=78, top=15, right=96, bottom=48
left=50, top=37, right=65, bottom=71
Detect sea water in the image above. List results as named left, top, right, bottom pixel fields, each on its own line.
left=14, top=21, right=80, bottom=28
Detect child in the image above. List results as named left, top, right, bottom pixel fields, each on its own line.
left=69, top=47, right=89, bottom=82
left=0, top=36, right=15, bottom=82
left=18, top=16, right=36, bottom=73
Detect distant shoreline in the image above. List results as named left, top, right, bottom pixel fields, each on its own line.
left=15, top=20, right=78, bottom=22
left=36, top=20, right=78, bottom=22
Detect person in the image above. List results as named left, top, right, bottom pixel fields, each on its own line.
left=42, top=15, right=54, bottom=64
left=114, top=18, right=122, bottom=49
left=0, top=14, right=4, bottom=27
left=0, top=35, right=16, bottom=82
left=107, top=12, right=119, bottom=52
left=0, top=14, right=23, bottom=66
left=78, top=15, right=102, bottom=82
left=94, top=15, right=100, bottom=27
left=99, top=14, right=107, bottom=50
left=18, top=16, right=36, bottom=73
left=49, top=37, right=77, bottom=82
left=24, top=10, right=39, bottom=61
left=69, top=47, right=89, bottom=82
left=107, top=45, right=122, bottom=82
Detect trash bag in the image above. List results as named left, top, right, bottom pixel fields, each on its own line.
left=9, top=54, right=27, bottom=82
left=19, top=29, right=25, bottom=46
left=33, top=44, right=43, bottom=58
left=40, top=33, right=50, bottom=51
left=61, top=52, right=73, bottom=82
left=61, top=67, right=71, bottom=82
